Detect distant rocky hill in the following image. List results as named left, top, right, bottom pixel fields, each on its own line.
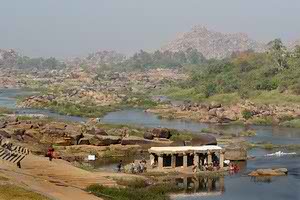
left=288, top=40, right=300, bottom=50
left=161, top=26, right=267, bottom=59
left=0, top=49, right=18, bottom=68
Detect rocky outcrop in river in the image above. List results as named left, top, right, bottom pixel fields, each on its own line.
left=249, top=168, right=288, bottom=176
left=148, top=100, right=300, bottom=124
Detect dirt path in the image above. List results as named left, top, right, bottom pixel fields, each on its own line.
left=0, top=155, right=127, bottom=200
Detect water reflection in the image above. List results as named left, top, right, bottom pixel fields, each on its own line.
left=170, top=176, right=225, bottom=198
left=250, top=176, right=273, bottom=183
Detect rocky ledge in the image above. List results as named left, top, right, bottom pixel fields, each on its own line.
left=249, top=168, right=288, bottom=176
left=147, top=100, right=300, bottom=124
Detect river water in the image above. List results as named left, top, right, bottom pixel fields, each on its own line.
left=1, top=88, right=300, bottom=200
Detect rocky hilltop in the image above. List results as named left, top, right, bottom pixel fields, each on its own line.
left=161, top=26, right=267, bottom=59
left=0, top=49, right=18, bottom=67
left=288, top=40, right=300, bottom=50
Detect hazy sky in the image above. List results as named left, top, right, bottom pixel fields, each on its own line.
left=1, top=0, right=300, bottom=58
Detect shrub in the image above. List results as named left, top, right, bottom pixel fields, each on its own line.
left=204, top=84, right=217, bottom=98
left=239, top=130, right=256, bottom=137
left=86, top=183, right=178, bottom=200
left=256, top=79, right=278, bottom=91
left=242, top=109, right=253, bottom=120
left=280, top=119, right=300, bottom=128
left=0, top=107, right=13, bottom=114
left=291, top=83, right=300, bottom=95
left=252, top=116, right=274, bottom=125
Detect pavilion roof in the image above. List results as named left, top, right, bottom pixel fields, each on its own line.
left=149, top=145, right=223, bottom=154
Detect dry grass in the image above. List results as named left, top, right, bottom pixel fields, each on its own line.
left=0, top=185, right=50, bottom=200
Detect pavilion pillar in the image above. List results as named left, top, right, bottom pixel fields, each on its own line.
left=183, top=177, right=188, bottom=190
left=150, top=154, right=155, bottom=166
left=220, top=177, right=225, bottom=192
left=158, top=155, right=164, bottom=169
left=183, top=153, right=188, bottom=168
left=207, top=151, right=212, bottom=165
left=219, top=151, right=225, bottom=168
left=193, top=153, right=199, bottom=166
left=193, top=177, right=199, bottom=192
left=207, top=178, right=213, bottom=192
left=171, top=154, right=176, bottom=168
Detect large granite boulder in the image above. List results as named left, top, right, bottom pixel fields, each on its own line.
left=0, top=130, right=11, bottom=138
left=41, top=123, right=67, bottom=136
left=225, top=146, right=247, bottom=161
left=152, top=128, right=172, bottom=139
left=95, top=128, right=108, bottom=136
left=249, top=168, right=288, bottom=176
left=40, top=134, right=73, bottom=146
left=14, top=129, right=26, bottom=136
left=78, top=138, right=90, bottom=145
left=143, top=128, right=172, bottom=140
left=190, top=134, right=217, bottom=146
left=170, top=140, right=186, bottom=146
left=45, top=122, right=67, bottom=130
left=143, top=131, right=154, bottom=140
left=0, top=121, right=7, bottom=128
left=89, top=136, right=121, bottom=146
left=121, top=136, right=154, bottom=145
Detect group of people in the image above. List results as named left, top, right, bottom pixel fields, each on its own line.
left=229, top=163, right=240, bottom=174
left=118, top=159, right=147, bottom=173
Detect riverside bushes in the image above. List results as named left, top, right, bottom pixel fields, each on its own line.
left=159, top=42, right=300, bottom=105
left=86, top=182, right=178, bottom=200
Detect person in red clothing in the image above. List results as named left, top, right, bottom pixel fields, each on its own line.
left=233, top=164, right=240, bottom=173
left=47, top=145, right=55, bottom=161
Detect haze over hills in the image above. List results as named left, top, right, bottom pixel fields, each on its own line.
left=161, top=25, right=268, bottom=59
left=1, top=26, right=300, bottom=67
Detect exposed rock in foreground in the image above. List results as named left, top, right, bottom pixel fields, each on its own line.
left=249, top=168, right=288, bottom=176
left=161, top=25, right=266, bottom=59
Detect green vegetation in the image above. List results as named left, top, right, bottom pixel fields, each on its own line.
left=120, top=49, right=206, bottom=70
left=242, top=109, right=253, bottom=120
left=280, top=119, right=300, bottom=128
left=247, top=141, right=300, bottom=150
left=0, top=185, right=50, bottom=200
left=158, top=40, right=300, bottom=105
left=16, top=56, right=66, bottom=70
left=86, top=181, right=179, bottom=200
left=250, top=116, right=274, bottom=125
left=0, top=107, right=13, bottom=115
left=239, top=130, right=256, bottom=137
left=169, top=129, right=195, bottom=141
left=36, top=101, right=116, bottom=118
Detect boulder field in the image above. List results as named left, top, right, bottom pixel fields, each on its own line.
left=148, top=100, right=300, bottom=124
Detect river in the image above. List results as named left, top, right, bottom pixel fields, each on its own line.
left=1, top=88, right=300, bottom=200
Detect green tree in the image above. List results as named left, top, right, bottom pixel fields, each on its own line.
left=268, top=39, right=288, bottom=69
left=294, top=45, right=300, bottom=58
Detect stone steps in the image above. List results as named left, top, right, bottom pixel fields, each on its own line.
left=0, top=144, right=30, bottom=167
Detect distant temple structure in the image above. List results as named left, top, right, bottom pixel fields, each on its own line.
left=148, top=145, right=225, bottom=170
